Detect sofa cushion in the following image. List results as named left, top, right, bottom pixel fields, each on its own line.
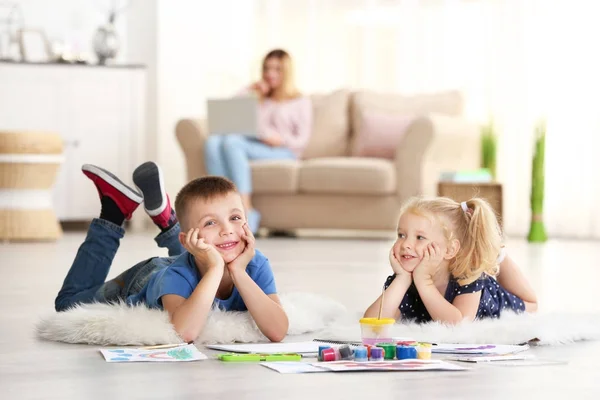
left=298, top=157, right=396, bottom=195
left=251, top=160, right=299, bottom=194
left=350, top=90, right=463, bottom=148
left=302, top=90, right=351, bottom=159
left=351, top=112, right=415, bottom=159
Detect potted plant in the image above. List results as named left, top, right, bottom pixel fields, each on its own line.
left=481, top=119, right=497, bottom=181
left=527, top=119, right=548, bottom=242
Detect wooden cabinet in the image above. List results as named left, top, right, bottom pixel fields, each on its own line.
left=0, top=62, right=146, bottom=224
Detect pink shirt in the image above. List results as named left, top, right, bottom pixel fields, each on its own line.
left=237, top=89, right=313, bottom=157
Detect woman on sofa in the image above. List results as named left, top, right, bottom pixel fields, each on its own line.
left=204, top=49, right=313, bottom=234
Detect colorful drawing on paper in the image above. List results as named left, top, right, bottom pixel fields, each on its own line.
left=100, top=344, right=207, bottom=363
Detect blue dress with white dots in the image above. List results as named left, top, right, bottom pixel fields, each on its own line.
left=392, top=276, right=526, bottom=323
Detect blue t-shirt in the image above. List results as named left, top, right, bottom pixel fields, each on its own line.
left=127, top=249, right=277, bottom=311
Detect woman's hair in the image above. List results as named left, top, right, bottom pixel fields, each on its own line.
left=262, top=49, right=300, bottom=100
left=398, top=196, right=503, bottom=285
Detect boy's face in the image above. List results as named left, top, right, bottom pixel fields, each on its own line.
left=392, top=212, right=449, bottom=273
left=183, top=192, right=247, bottom=263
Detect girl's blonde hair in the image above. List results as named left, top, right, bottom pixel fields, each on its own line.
left=262, top=49, right=300, bottom=100
left=399, top=196, right=503, bottom=285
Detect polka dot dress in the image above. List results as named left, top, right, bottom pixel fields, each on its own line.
left=390, top=276, right=526, bottom=323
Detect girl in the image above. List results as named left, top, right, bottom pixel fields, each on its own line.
left=364, top=196, right=538, bottom=324
left=203, top=49, right=313, bottom=234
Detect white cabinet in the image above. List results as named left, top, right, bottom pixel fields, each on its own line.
left=0, top=63, right=147, bottom=225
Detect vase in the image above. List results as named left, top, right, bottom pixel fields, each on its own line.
left=92, top=21, right=119, bottom=65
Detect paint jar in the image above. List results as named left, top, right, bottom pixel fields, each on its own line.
left=338, top=345, right=354, bottom=360
left=318, top=346, right=331, bottom=361
left=396, top=345, right=418, bottom=360
left=353, top=346, right=368, bottom=362
left=359, top=318, right=395, bottom=345
left=321, top=348, right=337, bottom=362
left=416, top=343, right=432, bottom=360
left=369, top=347, right=384, bottom=361
left=376, top=343, right=397, bottom=360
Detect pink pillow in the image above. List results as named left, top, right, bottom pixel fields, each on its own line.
left=352, top=112, right=414, bottom=159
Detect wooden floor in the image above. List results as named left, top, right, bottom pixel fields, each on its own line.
left=1, top=230, right=600, bottom=399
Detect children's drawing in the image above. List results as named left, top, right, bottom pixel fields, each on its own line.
left=100, top=344, right=207, bottom=363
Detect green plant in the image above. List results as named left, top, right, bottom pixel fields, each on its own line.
left=527, top=119, right=548, bottom=242
left=481, top=119, right=497, bottom=180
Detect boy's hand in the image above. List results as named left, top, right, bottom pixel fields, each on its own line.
left=413, top=243, right=443, bottom=283
left=183, top=228, right=225, bottom=271
left=227, top=223, right=256, bottom=276
left=389, top=248, right=412, bottom=283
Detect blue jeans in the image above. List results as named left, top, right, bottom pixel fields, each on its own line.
left=204, top=134, right=295, bottom=194
left=54, top=219, right=184, bottom=312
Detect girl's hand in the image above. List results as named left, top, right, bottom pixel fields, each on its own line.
left=413, top=242, right=443, bottom=283
left=389, top=248, right=412, bottom=283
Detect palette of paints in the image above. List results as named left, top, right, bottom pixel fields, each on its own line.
left=317, top=341, right=433, bottom=363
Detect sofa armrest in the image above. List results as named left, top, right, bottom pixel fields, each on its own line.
left=395, top=114, right=481, bottom=199
left=175, top=118, right=208, bottom=181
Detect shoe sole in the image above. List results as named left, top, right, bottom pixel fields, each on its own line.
left=132, top=161, right=166, bottom=216
left=82, top=164, right=143, bottom=203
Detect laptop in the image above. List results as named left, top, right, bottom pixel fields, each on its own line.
left=206, top=95, right=259, bottom=137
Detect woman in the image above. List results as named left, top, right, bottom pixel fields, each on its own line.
left=204, top=49, right=313, bottom=234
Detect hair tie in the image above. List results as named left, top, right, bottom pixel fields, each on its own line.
left=461, top=201, right=469, bottom=213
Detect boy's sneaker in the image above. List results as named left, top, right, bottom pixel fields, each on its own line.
left=132, top=161, right=176, bottom=230
left=82, top=164, right=143, bottom=221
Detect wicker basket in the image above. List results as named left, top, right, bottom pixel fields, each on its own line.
left=0, top=131, right=64, bottom=241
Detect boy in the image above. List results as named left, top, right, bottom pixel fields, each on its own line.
left=55, top=162, right=289, bottom=343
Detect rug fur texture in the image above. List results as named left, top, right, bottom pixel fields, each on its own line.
left=36, top=292, right=600, bottom=346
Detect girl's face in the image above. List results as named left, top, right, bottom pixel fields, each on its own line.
left=262, top=57, right=283, bottom=90
left=392, top=212, right=450, bottom=272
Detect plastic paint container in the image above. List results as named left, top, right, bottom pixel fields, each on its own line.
left=318, top=346, right=331, bottom=361
left=416, top=343, right=432, bottom=360
left=359, top=318, right=395, bottom=345
left=376, top=343, right=397, bottom=360
left=321, top=348, right=337, bottom=362
left=338, top=345, right=354, bottom=360
left=369, top=347, right=384, bottom=361
left=353, top=346, right=368, bottom=362
left=396, top=345, right=418, bottom=360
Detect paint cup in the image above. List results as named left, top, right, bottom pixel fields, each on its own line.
left=369, top=347, right=384, bottom=361
left=318, top=346, right=331, bottom=361
left=376, top=343, right=397, bottom=360
left=353, top=346, right=368, bottom=362
left=396, top=345, right=418, bottom=360
left=416, top=343, right=432, bottom=360
left=359, top=318, right=395, bottom=345
left=321, top=348, right=337, bottom=362
left=338, top=345, right=354, bottom=360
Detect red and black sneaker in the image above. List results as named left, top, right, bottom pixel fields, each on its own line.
left=133, top=161, right=177, bottom=230
left=82, top=164, right=143, bottom=221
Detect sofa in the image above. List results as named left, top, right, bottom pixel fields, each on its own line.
left=175, top=89, right=480, bottom=232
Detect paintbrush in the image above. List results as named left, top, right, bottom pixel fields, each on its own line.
left=139, top=343, right=188, bottom=350
left=377, top=283, right=385, bottom=320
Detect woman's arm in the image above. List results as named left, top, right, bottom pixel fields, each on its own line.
left=265, top=97, right=313, bottom=151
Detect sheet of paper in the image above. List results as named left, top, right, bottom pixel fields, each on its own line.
left=313, top=359, right=468, bottom=372
left=261, top=362, right=327, bottom=374
left=100, top=344, right=208, bottom=363
left=445, top=353, right=533, bottom=363
left=432, top=343, right=529, bottom=355
left=205, top=341, right=320, bottom=356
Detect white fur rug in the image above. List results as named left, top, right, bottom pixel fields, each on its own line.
left=36, top=292, right=600, bottom=346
